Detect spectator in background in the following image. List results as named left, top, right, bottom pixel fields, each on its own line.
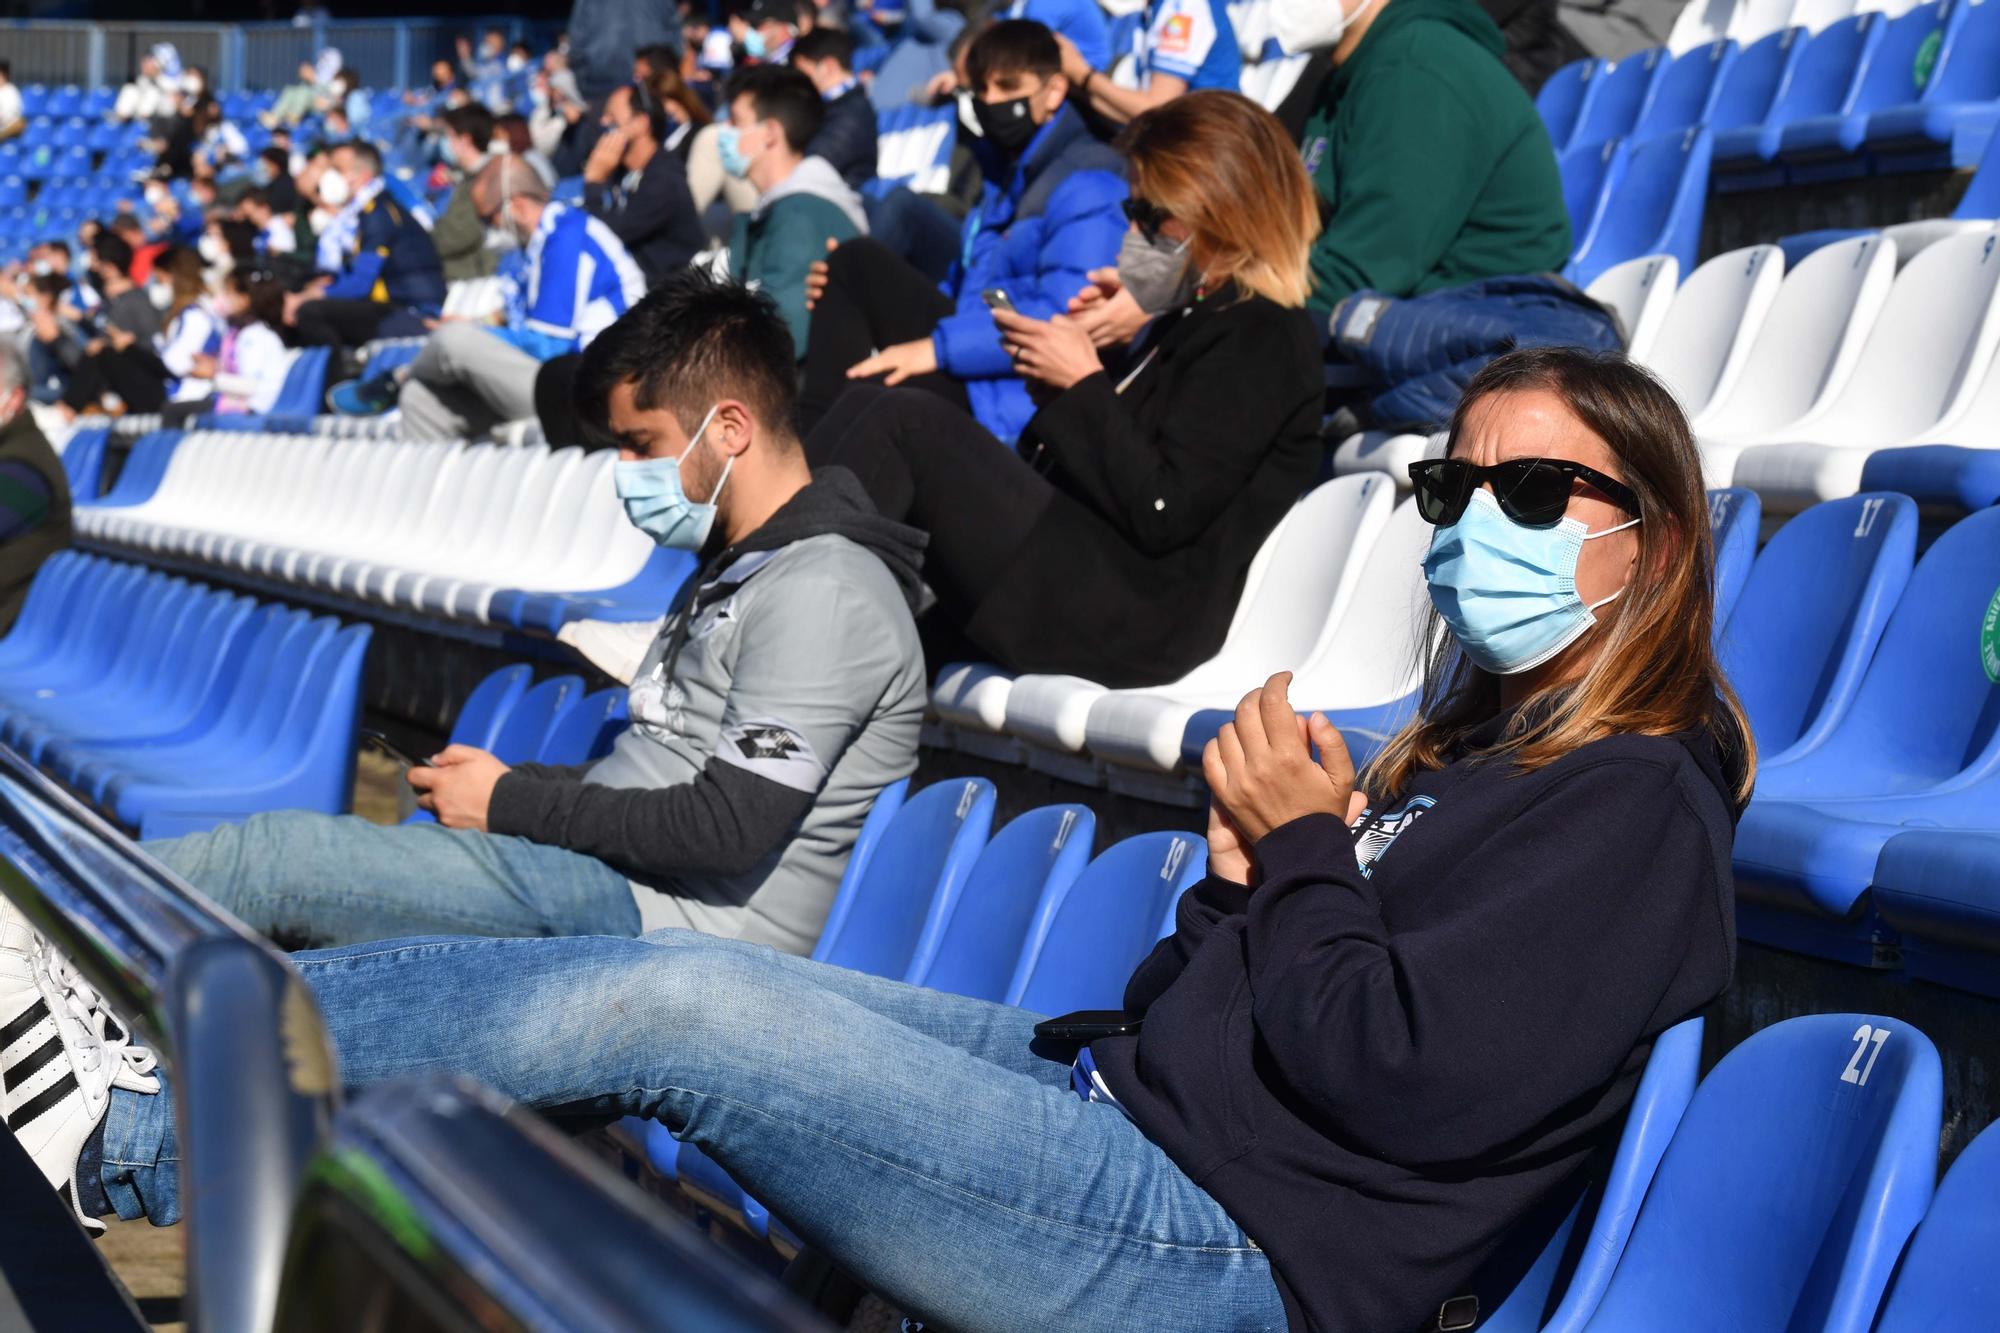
left=739, top=0, right=809, bottom=63
left=1060, top=0, right=1241, bottom=124
left=265, top=48, right=343, bottom=128
left=722, top=66, right=867, bottom=350
left=810, top=91, right=1323, bottom=685
left=236, top=187, right=301, bottom=259
left=190, top=97, right=250, bottom=178
left=207, top=266, right=292, bottom=417
left=459, top=27, right=511, bottom=109
left=332, top=156, right=646, bottom=440
left=16, top=269, right=85, bottom=404
left=332, top=68, right=370, bottom=132
left=0, top=62, right=23, bottom=145
left=568, top=0, right=686, bottom=104
left=529, top=49, right=591, bottom=161
left=289, top=141, right=445, bottom=349
left=430, top=105, right=502, bottom=282
left=149, top=248, right=224, bottom=416
left=584, top=83, right=708, bottom=287
left=791, top=28, right=876, bottom=190
left=925, top=0, right=1112, bottom=97
left=0, top=342, right=71, bottom=635
left=57, top=233, right=165, bottom=418
left=641, top=52, right=712, bottom=162
left=106, top=216, right=167, bottom=287
left=114, top=44, right=183, bottom=125
left=493, top=112, right=558, bottom=187
left=249, top=146, right=302, bottom=215
left=799, top=20, right=1127, bottom=444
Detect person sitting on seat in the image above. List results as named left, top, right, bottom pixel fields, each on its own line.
left=16, top=350, right=1749, bottom=1333
left=791, top=28, right=878, bottom=190
left=287, top=141, right=447, bottom=350
left=112, top=43, right=183, bottom=125
left=0, top=342, right=71, bottom=634
left=0, top=62, right=23, bottom=145
left=1057, top=0, right=1240, bottom=125
left=809, top=91, right=1322, bottom=687
left=332, top=155, right=647, bottom=439
left=721, top=65, right=868, bottom=351
left=206, top=265, right=292, bottom=417
left=798, top=20, right=1127, bottom=443
left=582, top=81, right=708, bottom=287
left=429, top=104, right=503, bottom=283
left=56, top=233, right=165, bottom=419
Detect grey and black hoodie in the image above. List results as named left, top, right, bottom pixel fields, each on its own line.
left=489, top=468, right=928, bottom=954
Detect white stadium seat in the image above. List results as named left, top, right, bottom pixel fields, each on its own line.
left=1787, top=0, right=1858, bottom=30
left=1642, top=244, right=1785, bottom=421
left=1586, top=253, right=1680, bottom=361
left=1668, top=0, right=1737, bottom=52
left=1725, top=0, right=1798, bottom=46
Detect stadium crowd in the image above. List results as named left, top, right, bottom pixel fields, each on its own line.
left=0, top=0, right=1749, bottom=1329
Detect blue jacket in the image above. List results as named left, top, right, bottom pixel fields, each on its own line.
left=930, top=105, right=1126, bottom=442
left=321, top=184, right=446, bottom=314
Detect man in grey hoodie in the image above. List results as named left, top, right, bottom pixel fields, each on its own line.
left=722, top=65, right=869, bottom=354
left=146, top=270, right=929, bottom=958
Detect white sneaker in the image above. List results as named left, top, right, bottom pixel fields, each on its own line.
left=0, top=896, right=159, bottom=1235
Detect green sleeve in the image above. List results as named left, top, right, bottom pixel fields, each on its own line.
left=429, top=184, right=488, bottom=269
left=1307, top=66, right=1492, bottom=316
left=747, top=201, right=859, bottom=356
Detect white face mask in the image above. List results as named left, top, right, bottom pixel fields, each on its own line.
left=506, top=53, right=528, bottom=72
left=317, top=169, right=351, bottom=207
left=198, top=233, right=227, bottom=267
left=28, top=260, right=51, bottom=278
left=148, top=280, right=173, bottom=310
left=1272, top=0, right=1381, bottom=53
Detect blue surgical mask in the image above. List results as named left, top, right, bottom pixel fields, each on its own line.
left=742, top=28, right=769, bottom=58
left=1422, top=488, right=1640, bottom=675
left=613, top=405, right=732, bottom=551
left=716, top=125, right=752, bottom=178
left=251, top=160, right=276, bottom=186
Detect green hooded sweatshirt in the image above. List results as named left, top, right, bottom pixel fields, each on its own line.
left=1301, top=0, right=1572, bottom=320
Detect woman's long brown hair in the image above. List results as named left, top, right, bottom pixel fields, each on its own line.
left=1364, top=347, right=1757, bottom=805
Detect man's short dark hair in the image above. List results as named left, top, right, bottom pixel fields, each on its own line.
left=574, top=267, right=799, bottom=446
left=723, top=64, right=824, bottom=154
left=792, top=27, right=856, bottom=71
left=965, top=19, right=1062, bottom=91
left=0, top=61, right=12, bottom=82
left=92, top=231, right=135, bottom=278
left=345, top=140, right=384, bottom=175
left=443, top=103, right=496, bottom=148
left=259, top=145, right=289, bottom=174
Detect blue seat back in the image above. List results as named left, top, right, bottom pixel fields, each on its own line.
left=536, top=688, right=626, bottom=765
left=813, top=777, right=996, bottom=980
left=1765, top=14, right=1882, bottom=125
left=1010, top=832, right=1207, bottom=1013
left=1923, top=0, right=2000, bottom=106
left=1634, top=39, right=1738, bottom=140
left=1560, top=139, right=1624, bottom=257
left=1766, top=505, right=2000, bottom=794
left=58, top=425, right=110, bottom=499
left=449, top=664, right=533, bottom=751
left=1581, top=1014, right=1941, bottom=1333
left=489, top=676, right=582, bottom=764
left=1871, top=1117, right=2000, bottom=1331
left=1571, top=47, right=1671, bottom=150
left=1570, top=128, right=1711, bottom=286
left=830, top=777, right=909, bottom=907
left=271, top=347, right=332, bottom=417
left=913, top=804, right=1096, bottom=999
left=1537, top=58, right=1602, bottom=152
left=1842, top=3, right=1949, bottom=119
left=1720, top=493, right=1916, bottom=759
left=1950, top=119, right=2000, bottom=218
left=1708, top=486, right=1761, bottom=629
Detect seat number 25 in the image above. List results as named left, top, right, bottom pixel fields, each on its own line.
left=1841, top=1024, right=1890, bottom=1086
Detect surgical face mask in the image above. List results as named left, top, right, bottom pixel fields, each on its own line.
left=198, top=233, right=228, bottom=267
left=148, top=279, right=173, bottom=310
left=1117, top=229, right=1197, bottom=314
left=613, top=405, right=732, bottom=551
left=1422, top=488, right=1641, bottom=676
left=716, top=125, right=754, bottom=178
left=506, top=53, right=528, bottom=72
left=317, top=169, right=351, bottom=207
left=250, top=159, right=276, bottom=186
left=29, top=260, right=51, bottom=278
left=1272, top=0, right=1381, bottom=54
left=974, top=94, right=1040, bottom=157
left=742, top=28, right=768, bottom=58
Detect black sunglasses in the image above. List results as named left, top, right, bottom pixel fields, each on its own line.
left=1407, top=457, right=1640, bottom=528
left=1120, top=196, right=1171, bottom=242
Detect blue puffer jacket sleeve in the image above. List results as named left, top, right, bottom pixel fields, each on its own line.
left=930, top=167, right=1127, bottom=382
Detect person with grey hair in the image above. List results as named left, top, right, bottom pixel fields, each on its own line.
left=328, top=154, right=645, bottom=440
left=0, top=342, right=71, bottom=633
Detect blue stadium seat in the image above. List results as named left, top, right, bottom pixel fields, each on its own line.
left=1872, top=831, right=2000, bottom=996
left=45, top=86, right=81, bottom=119
left=1719, top=492, right=1916, bottom=764
left=1578, top=1014, right=1941, bottom=1333
left=57, top=425, right=110, bottom=500
left=1713, top=15, right=1878, bottom=186
left=1471, top=1019, right=1704, bottom=1333
left=444, top=663, right=534, bottom=754
left=537, top=688, right=627, bottom=764
left=1010, top=831, right=1207, bottom=1013
left=1732, top=504, right=2000, bottom=960
left=1569, top=48, right=1673, bottom=151
left=18, top=119, right=53, bottom=150
left=1633, top=38, right=1740, bottom=141
left=1861, top=0, right=2000, bottom=170
left=81, top=87, right=113, bottom=118
left=1870, top=1114, right=2000, bottom=1329
left=487, top=676, right=584, bottom=764
left=0, top=178, right=22, bottom=210
left=18, top=85, right=45, bottom=119
left=1708, top=485, right=1761, bottom=627
left=1566, top=128, right=1712, bottom=287
left=1538, top=58, right=1604, bottom=153
left=913, top=804, right=1097, bottom=1001
left=1775, top=2, right=1948, bottom=181
left=1559, top=139, right=1623, bottom=264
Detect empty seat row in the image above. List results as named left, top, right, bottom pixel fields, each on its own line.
left=72, top=429, right=694, bottom=635
left=0, top=552, right=370, bottom=839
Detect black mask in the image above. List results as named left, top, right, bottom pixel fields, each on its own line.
left=975, top=95, right=1041, bottom=157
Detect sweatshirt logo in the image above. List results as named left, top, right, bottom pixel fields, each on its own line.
left=1350, top=795, right=1435, bottom=878
left=734, top=725, right=805, bottom=761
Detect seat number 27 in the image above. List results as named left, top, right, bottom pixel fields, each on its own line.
left=1841, top=1024, right=1890, bottom=1086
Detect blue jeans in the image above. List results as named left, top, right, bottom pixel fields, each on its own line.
left=99, top=930, right=1287, bottom=1332
left=144, top=811, right=641, bottom=948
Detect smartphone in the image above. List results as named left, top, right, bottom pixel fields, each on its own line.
left=360, top=728, right=428, bottom=771
left=1033, top=1010, right=1144, bottom=1041
left=981, top=288, right=1015, bottom=313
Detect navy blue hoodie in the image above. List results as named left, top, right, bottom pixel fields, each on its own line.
left=1094, top=710, right=1742, bottom=1332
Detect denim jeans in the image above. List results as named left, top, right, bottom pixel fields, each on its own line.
left=143, top=811, right=641, bottom=949
left=99, top=930, right=1287, bottom=1332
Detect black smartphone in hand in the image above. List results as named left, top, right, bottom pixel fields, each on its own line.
left=1034, top=1010, right=1144, bottom=1041
left=360, top=728, right=428, bottom=771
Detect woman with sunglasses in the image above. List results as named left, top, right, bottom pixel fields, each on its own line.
left=805, top=89, right=1323, bottom=686
left=38, top=346, right=1752, bottom=1332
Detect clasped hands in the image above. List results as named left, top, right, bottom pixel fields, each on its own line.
left=1201, top=672, right=1369, bottom=886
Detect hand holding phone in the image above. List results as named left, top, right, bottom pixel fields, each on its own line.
left=981, top=288, right=1016, bottom=313
left=361, top=727, right=429, bottom=771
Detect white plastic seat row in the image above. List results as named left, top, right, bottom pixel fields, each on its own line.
left=75, top=431, right=656, bottom=625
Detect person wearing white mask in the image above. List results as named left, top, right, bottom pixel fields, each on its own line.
left=807, top=91, right=1323, bottom=689
left=288, top=140, right=446, bottom=350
